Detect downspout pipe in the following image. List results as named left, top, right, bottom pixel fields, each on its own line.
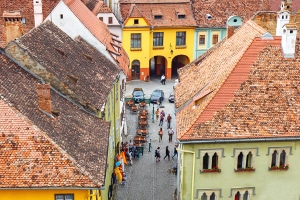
left=177, top=148, right=195, bottom=200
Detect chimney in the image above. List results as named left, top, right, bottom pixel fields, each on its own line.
left=33, top=0, right=43, bottom=27
left=276, top=11, right=290, bottom=36
left=37, top=84, right=51, bottom=113
left=281, top=23, right=297, bottom=58
left=227, top=26, right=235, bottom=39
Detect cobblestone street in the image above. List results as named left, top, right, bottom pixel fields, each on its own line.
left=115, top=77, right=178, bottom=200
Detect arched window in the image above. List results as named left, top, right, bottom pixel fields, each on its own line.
left=237, top=152, right=243, bottom=169
left=243, top=191, right=249, bottom=200
left=271, top=150, right=277, bottom=167
left=235, top=191, right=240, bottom=200
left=203, top=153, right=209, bottom=169
left=246, top=152, right=252, bottom=168
left=280, top=150, right=286, bottom=167
left=210, top=192, right=216, bottom=200
left=201, top=192, right=208, bottom=200
left=212, top=153, right=218, bottom=169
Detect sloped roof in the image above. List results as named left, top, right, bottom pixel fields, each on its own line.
left=85, top=0, right=112, bottom=14
left=191, top=0, right=272, bottom=27
left=5, top=21, right=120, bottom=112
left=177, top=20, right=300, bottom=141
left=270, top=0, right=300, bottom=12
left=176, top=20, right=267, bottom=139
left=120, top=0, right=197, bottom=27
left=252, top=11, right=300, bottom=36
left=0, top=52, right=110, bottom=188
left=64, top=0, right=129, bottom=74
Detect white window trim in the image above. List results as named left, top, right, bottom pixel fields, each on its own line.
left=267, top=146, right=292, bottom=169
left=197, top=148, right=224, bottom=172
left=232, top=148, right=258, bottom=171
left=195, top=188, right=222, bottom=200
left=229, top=187, right=255, bottom=199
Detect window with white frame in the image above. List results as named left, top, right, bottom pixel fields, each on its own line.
left=233, top=148, right=257, bottom=172
left=195, top=189, right=221, bottom=200
left=131, top=33, right=141, bottom=48
left=198, top=149, right=224, bottom=172
left=268, top=147, right=291, bottom=170
left=55, top=194, right=74, bottom=200
left=230, top=187, right=255, bottom=200
left=176, top=31, right=186, bottom=46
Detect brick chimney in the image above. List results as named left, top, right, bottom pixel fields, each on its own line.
left=37, top=84, right=51, bottom=113
left=227, top=26, right=235, bottom=39
left=281, top=23, right=297, bottom=58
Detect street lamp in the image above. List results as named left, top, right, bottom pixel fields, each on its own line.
left=152, top=103, right=155, bottom=123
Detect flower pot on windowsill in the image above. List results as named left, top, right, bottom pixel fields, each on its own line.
left=269, top=165, right=289, bottom=171
left=201, top=168, right=221, bottom=173
left=235, top=167, right=255, bottom=172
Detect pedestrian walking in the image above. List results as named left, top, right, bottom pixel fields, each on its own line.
left=172, top=147, right=178, bottom=159
left=166, top=114, right=172, bottom=129
left=168, top=127, right=174, bottom=142
left=164, top=146, right=170, bottom=161
left=159, top=113, right=164, bottom=126
left=158, top=127, right=163, bottom=142
left=155, top=108, right=160, bottom=121
left=148, top=139, right=152, bottom=152
left=155, top=147, right=161, bottom=162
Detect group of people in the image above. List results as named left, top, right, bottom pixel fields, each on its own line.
left=155, top=146, right=178, bottom=162
left=155, top=109, right=174, bottom=142
left=121, top=140, right=140, bottom=164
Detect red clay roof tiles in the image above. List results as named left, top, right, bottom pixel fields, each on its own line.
left=0, top=52, right=110, bottom=188
left=191, top=0, right=273, bottom=27
left=177, top=20, right=300, bottom=142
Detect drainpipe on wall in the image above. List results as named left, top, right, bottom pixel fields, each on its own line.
left=177, top=148, right=195, bottom=200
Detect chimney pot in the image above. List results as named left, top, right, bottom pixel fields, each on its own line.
left=37, top=84, right=51, bottom=113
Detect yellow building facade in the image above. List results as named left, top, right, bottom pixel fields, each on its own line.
left=120, top=1, right=197, bottom=81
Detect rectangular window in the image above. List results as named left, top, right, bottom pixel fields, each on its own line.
left=134, top=19, right=139, bottom=24
left=108, top=17, right=113, bottom=24
left=131, top=33, right=141, bottom=48
left=55, top=194, right=74, bottom=200
left=212, top=34, right=218, bottom=44
left=176, top=31, right=186, bottom=46
left=199, top=35, right=205, bottom=45
left=153, top=32, right=164, bottom=46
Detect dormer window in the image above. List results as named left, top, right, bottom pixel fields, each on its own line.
left=154, top=15, right=162, bottom=19
left=134, top=19, right=139, bottom=24
left=178, top=14, right=185, bottom=19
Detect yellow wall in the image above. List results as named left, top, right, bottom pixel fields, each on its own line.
left=0, top=189, right=102, bottom=200
left=123, top=17, right=195, bottom=80
left=180, top=140, right=300, bottom=200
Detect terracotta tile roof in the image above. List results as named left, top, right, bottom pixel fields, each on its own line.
left=191, top=0, right=272, bottom=27
left=177, top=21, right=300, bottom=141
left=0, top=0, right=60, bottom=48
left=5, top=21, right=120, bottom=113
left=252, top=12, right=300, bottom=36
left=63, top=0, right=129, bottom=74
left=85, top=0, right=112, bottom=14
left=0, top=52, right=110, bottom=188
left=270, top=0, right=300, bottom=12
left=120, top=0, right=197, bottom=27
left=175, top=20, right=267, bottom=139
